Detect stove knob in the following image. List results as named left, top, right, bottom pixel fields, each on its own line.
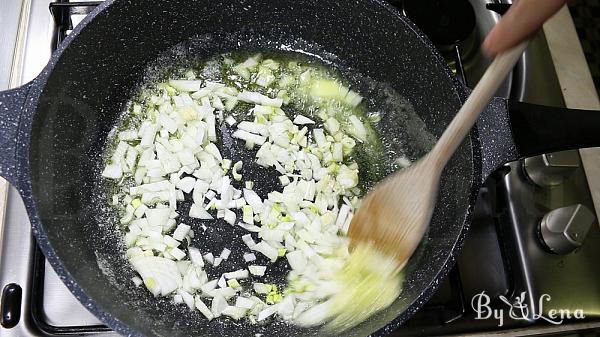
left=523, top=150, right=580, bottom=187
left=539, top=204, right=595, bottom=255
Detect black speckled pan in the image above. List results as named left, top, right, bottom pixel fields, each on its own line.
left=1, top=0, right=599, bottom=336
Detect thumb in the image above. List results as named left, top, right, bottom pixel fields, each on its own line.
left=482, top=0, right=569, bottom=57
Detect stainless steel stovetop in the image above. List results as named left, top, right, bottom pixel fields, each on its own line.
left=1, top=1, right=599, bottom=336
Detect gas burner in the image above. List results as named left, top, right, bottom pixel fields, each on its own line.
left=401, top=0, right=476, bottom=49
left=0, top=0, right=588, bottom=335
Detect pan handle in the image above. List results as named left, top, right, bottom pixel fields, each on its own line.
left=477, top=97, right=600, bottom=181
left=0, top=83, right=32, bottom=187
left=508, top=100, right=600, bottom=156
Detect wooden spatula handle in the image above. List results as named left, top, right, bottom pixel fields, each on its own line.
left=430, top=41, right=528, bottom=168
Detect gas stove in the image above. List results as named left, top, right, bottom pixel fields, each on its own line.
left=1, top=1, right=599, bottom=336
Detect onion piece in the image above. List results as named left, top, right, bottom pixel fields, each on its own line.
left=188, top=247, right=204, bottom=267
left=285, top=250, right=307, bottom=273
left=223, top=209, right=236, bottom=225
left=252, top=241, right=279, bottom=262
left=237, top=121, right=268, bottom=136
left=180, top=290, right=195, bottom=310
left=200, top=279, right=218, bottom=294
left=238, top=222, right=261, bottom=232
left=222, top=306, right=248, bottom=320
left=232, top=161, right=243, bottom=181
left=232, top=130, right=267, bottom=146
left=294, top=300, right=332, bottom=327
left=203, top=252, right=215, bottom=265
left=131, top=276, right=143, bottom=287
left=219, top=248, right=231, bottom=260
left=253, top=283, right=269, bottom=294
left=130, top=256, right=182, bottom=296
left=101, top=162, right=123, bottom=179
left=224, top=269, right=249, bottom=279
left=195, top=296, right=215, bottom=320
left=292, top=115, right=315, bottom=125
left=238, top=91, right=283, bottom=108
left=145, top=208, right=170, bottom=228
left=211, top=295, right=228, bottom=317
left=248, top=265, right=266, bottom=276
left=172, top=223, right=191, bottom=241
left=242, top=234, right=257, bottom=249
left=168, top=80, right=202, bottom=92
left=175, top=176, right=196, bottom=194
left=243, top=253, right=257, bottom=262
left=243, top=189, right=263, bottom=212
left=235, top=296, right=256, bottom=309
left=257, top=305, right=279, bottom=321
left=189, top=203, right=213, bottom=219
left=225, top=115, right=236, bottom=126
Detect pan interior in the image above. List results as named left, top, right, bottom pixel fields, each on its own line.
left=28, top=0, right=474, bottom=336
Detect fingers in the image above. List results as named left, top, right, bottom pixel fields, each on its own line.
left=482, top=0, right=569, bottom=57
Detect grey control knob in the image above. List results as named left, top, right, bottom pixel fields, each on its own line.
left=523, top=150, right=580, bottom=187
left=539, top=204, right=595, bottom=255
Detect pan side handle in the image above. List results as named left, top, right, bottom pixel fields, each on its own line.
left=0, top=83, right=32, bottom=187
left=476, top=97, right=600, bottom=181
left=475, top=97, right=520, bottom=181
left=508, top=100, right=600, bottom=156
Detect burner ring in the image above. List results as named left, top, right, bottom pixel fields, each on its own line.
left=402, top=0, right=477, bottom=47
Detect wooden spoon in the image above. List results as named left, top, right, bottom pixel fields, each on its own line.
left=348, top=42, right=528, bottom=269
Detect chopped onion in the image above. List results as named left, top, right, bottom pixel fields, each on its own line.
left=252, top=241, right=279, bottom=262
left=203, top=252, right=215, bottom=265
left=225, top=115, right=237, bottom=126
left=232, top=161, right=243, bottom=181
left=257, top=305, right=279, bottom=321
left=238, top=222, right=261, bottom=232
left=232, top=130, right=266, bottom=146
left=222, top=306, right=248, bottom=320
left=200, top=279, right=218, bottom=294
left=217, top=275, right=227, bottom=288
left=235, top=296, right=256, bottom=309
left=195, top=296, right=214, bottom=320
left=285, top=250, right=307, bottom=273
left=243, top=189, right=263, bottom=212
left=224, top=269, right=249, bottom=279
left=292, top=115, right=315, bottom=125
left=130, top=256, right=182, bottom=296
left=132, top=276, right=143, bottom=287
left=243, top=253, right=257, bottom=262
left=248, top=265, right=266, bottom=276
left=238, top=91, right=283, bottom=107
left=168, top=79, right=202, bottom=92
left=102, top=162, right=123, bottom=179
left=253, top=283, right=269, bottom=294
left=180, top=290, right=195, bottom=310
left=103, top=53, right=387, bottom=328
left=220, top=248, right=231, bottom=260
left=211, top=295, right=228, bottom=317
left=172, top=223, right=191, bottom=241
left=189, top=203, right=214, bottom=219
left=188, top=247, right=204, bottom=267
left=223, top=209, right=236, bottom=225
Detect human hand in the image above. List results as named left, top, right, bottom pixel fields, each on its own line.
left=482, top=0, right=570, bottom=56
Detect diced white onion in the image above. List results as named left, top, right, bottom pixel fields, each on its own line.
left=248, top=265, right=266, bottom=276
left=243, top=253, right=257, bottom=262
left=220, top=248, right=231, bottom=260
left=292, top=115, right=314, bottom=125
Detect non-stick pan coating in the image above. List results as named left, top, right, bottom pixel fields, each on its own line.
left=26, top=0, right=475, bottom=336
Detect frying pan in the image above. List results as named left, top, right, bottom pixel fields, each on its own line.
left=1, top=0, right=599, bottom=336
